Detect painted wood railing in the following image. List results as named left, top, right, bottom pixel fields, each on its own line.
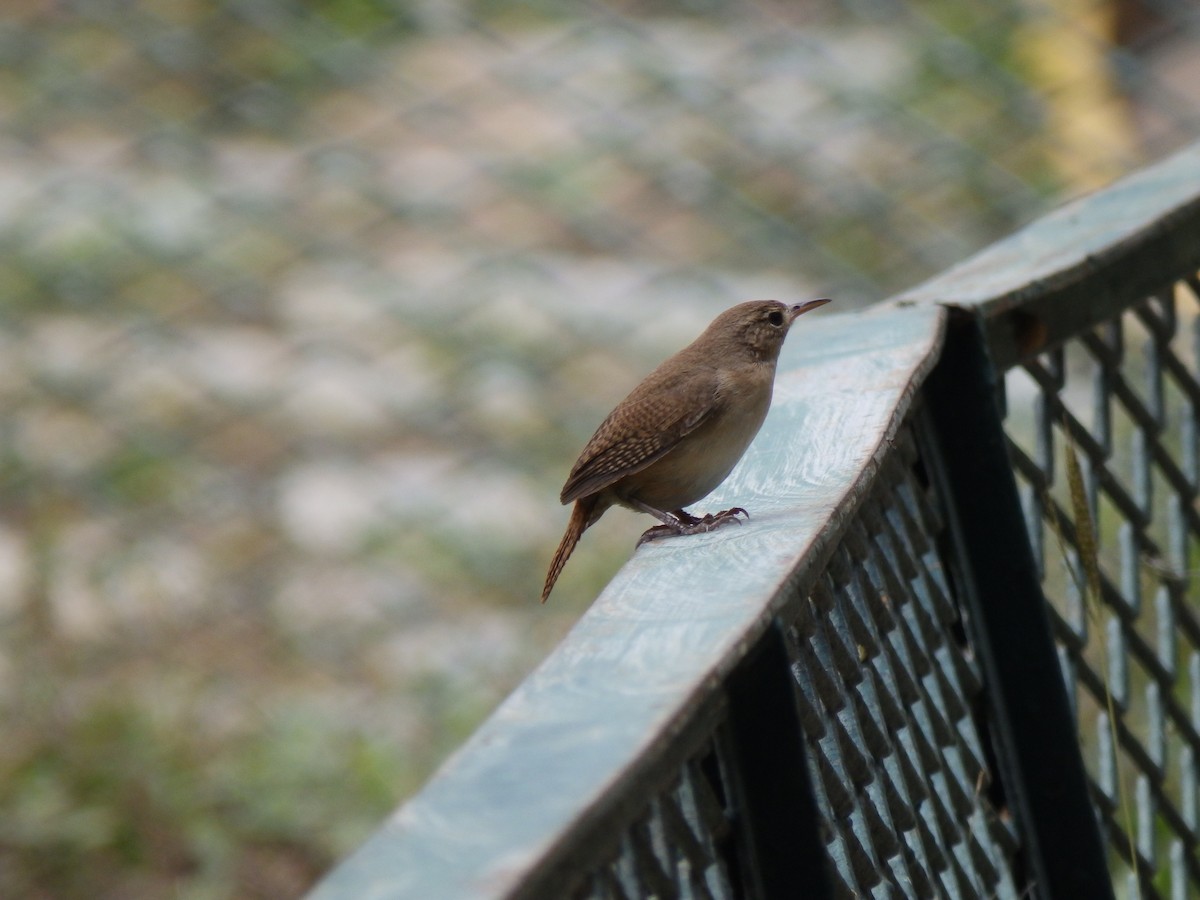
left=311, top=142, right=1200, bottom=900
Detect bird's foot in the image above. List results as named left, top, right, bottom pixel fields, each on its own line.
left=636, top=507, right=749, bottom=547
left=698, top=507, right=749, bottom=526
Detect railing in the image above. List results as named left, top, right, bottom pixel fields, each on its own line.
left=311, top=142, right=1200, bottom=899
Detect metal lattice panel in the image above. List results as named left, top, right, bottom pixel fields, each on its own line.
left=565, top=420, right=1030, bottom=900
left=1003, top=279, right=1200, bottom=899
left=785, top=424, right=1026, bottom=899
left=574, top=738, right=739, bottom=900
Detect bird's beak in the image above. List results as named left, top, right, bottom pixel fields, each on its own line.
left=789, top=298, right=832, bottom=321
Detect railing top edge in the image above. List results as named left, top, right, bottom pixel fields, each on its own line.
left=309, top=301, right=948, bottom=900
left=894, top=140, right=1200, bottom=369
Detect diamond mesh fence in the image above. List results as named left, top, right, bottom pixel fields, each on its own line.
left=571, top=733, right=741, bottom=900
left=1004, top=279, right=1200, bottom=900
left=2, top=1, right=1200, bottom=896
left=785, top=424, right=1024, bottom=899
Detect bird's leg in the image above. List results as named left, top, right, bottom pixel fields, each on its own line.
left=628, top=500, right=690, bottom=545
left=629, top=500, right=747, bottom=547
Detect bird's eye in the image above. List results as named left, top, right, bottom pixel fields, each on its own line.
left=767, top=310, right=784, bottom=327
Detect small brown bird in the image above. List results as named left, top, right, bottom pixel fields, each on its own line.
left=542, top=298, right=830, bottom=602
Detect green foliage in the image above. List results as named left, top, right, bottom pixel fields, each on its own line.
left=101, top=447, right=180, bottom=506
left=0, top=679, right=411, bottom=898
left=306, top=0, right=420, bottom=35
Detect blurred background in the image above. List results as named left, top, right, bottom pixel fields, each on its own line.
left=1, top=1, right=1198, bottom=897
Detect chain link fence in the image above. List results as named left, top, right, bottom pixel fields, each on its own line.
left=1, top=1, right=1198, bottom=896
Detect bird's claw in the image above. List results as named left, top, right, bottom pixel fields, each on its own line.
left=636, top=507, right=750, bottom=547
left=704, top=507, right=748, bottom=524
left=637, top=524, right=681, bottom=547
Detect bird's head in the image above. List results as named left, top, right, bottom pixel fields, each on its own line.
left=709, top=298, right=831, bottom=361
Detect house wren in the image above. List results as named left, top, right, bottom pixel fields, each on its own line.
left=542, top=298, right=831, bottom=602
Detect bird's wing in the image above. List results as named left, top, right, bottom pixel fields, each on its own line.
left=560, top=366, right=719, bottom=504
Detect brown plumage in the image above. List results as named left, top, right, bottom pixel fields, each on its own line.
left=542, top=298, right=830, bottom=602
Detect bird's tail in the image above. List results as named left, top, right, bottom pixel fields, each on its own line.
left=542, top=495, right=601, bottom=603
